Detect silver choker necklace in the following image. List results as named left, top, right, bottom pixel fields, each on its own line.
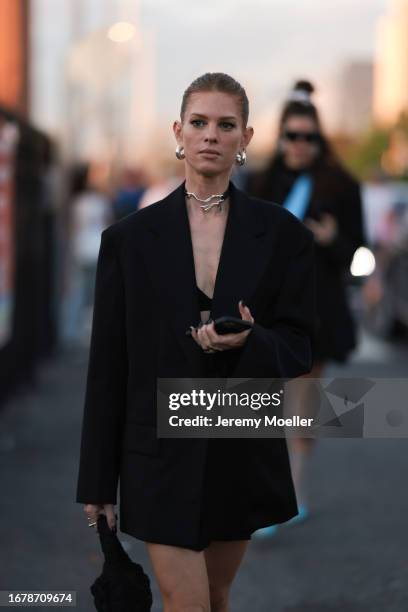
left=184, top=186, right=229, bottom=213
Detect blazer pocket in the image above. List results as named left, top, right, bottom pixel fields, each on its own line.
left=122, top=423, right=160, bottom=456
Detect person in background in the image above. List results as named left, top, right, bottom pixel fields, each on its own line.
left=247, top=80, right=366, bottom=533
left=64, top=162, right=112, bottom=345
left=112, top=167, right=146, bottom=220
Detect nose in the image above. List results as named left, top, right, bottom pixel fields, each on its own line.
left=204, top=122, right=218, bottom=143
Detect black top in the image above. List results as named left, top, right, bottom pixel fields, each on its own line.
left=196, top=285, right=240, bottom=377
left=196, top=286, right=212, bottom=312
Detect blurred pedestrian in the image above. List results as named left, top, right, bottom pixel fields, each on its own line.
left=247, top=80, right=366, bottom=529
left=63, top=162, right=112, bottom=345
left=112, top=167, right=146, bottom=220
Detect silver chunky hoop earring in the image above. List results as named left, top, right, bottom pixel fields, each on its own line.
left=175, top=145, right=185, bottom=160
left=235, top=150, right=247, bottom=166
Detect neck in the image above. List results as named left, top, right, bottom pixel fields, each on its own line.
left=184, top=169, right=230, bottom=198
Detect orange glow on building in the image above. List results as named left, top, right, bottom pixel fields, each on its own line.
left=0, top=0, right=28, bottom=115
left=374, top=1, right=408, bottom=126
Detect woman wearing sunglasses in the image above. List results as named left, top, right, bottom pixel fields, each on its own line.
left=247, top=80, right=366, bottom=532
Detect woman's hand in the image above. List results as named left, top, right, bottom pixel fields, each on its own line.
left=304, top=213, right=338, bottom=245
left=83, top=503, right=116, bottom=531
left=190, top=300, right=254, bottom=353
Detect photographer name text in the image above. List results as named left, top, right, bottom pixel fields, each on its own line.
left=168, top=415, right=314, bottom=428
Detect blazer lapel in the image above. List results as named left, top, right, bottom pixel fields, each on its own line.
left=143, top=182, right=203, bottom=372
left=210, top=182, right=270, bottom=320
left=142, top=181, right=271, bottom=371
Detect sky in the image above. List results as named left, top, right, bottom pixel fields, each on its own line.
left=29, top=0, right=393, bottom=159
left=139, top=0, right=389, bottom=134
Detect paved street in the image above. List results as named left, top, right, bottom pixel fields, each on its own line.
left=0, top=329, right=407, bottom=611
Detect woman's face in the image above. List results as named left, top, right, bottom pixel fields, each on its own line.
left=280, top=115, right=321, bottom=170
left=173, top=91, right=253, bottom=179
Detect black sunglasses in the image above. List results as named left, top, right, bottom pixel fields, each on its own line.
left=283, top=130, right=321, bottom=143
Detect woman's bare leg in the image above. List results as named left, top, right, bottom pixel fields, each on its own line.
left=146, top=542, right=210, bottom=612
left=204, top=540, right=250, bottom=612
left=289, top=362, right=326, bottom=509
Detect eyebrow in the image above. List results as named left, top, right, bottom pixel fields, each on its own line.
left=190, top=113, right=237, bottom=121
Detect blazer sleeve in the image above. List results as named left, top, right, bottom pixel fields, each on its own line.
left=76, top=227, right=127, bottom=505
left=233, top=222, right=316, bottom=379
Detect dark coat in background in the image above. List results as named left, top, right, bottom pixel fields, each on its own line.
left=76, top=181, right=316, bottom=551
left=247, top=158, right=366, bottom=363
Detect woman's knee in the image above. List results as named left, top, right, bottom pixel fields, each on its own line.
left=159, top=571, right=210, bottom=612
left=147, top=542, right=210, bottom=611
left=161, top=584, right=210, bottom=612
left=163, top=598, right=210, bottom=612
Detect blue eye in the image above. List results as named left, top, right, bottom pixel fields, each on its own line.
left=191, top=119, right=205, bottom=127
left=220, top=122, right=235, bottom=130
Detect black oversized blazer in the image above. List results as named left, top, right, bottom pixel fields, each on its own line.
left=76, top=180, right=316, bottom=550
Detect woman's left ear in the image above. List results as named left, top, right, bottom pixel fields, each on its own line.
left=242, top=126, right=254, bottom=148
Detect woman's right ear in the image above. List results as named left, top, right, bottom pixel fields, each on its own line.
left=173, top=120, right=182, bottom=141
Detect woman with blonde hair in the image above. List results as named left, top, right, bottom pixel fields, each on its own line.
left=77, top=72, right=315, bottom=611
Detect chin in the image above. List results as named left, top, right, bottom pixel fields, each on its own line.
left=200, top=168, right=222, bottom=178
left=194, top=160, right=229, bottom=178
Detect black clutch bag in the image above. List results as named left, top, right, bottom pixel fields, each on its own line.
left=90, top=514, right=153, bottom=612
